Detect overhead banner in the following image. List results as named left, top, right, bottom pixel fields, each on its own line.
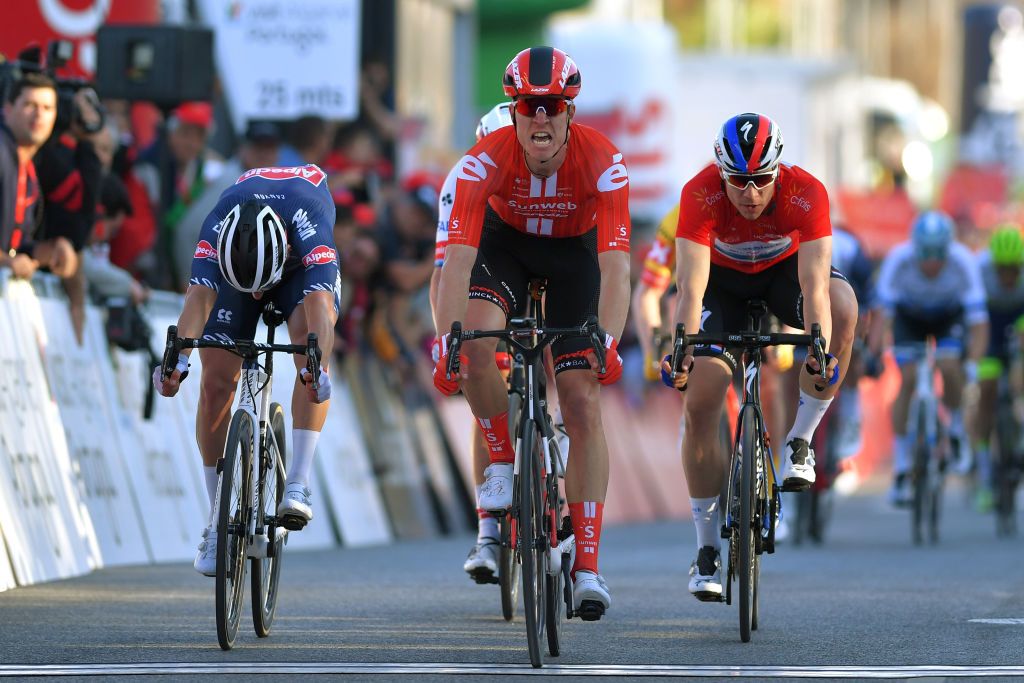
left=198, top=0, right=362, bottom=129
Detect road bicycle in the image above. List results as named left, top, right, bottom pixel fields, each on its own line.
left=446, top=297, right=604, bottom=668
left=671, top=299, right=826, bottom=643
left=903, top=337, right=947, bottom=546
left=161, top=304, right=322, bottom=650
left=986, top=335, right=1023, bottom=538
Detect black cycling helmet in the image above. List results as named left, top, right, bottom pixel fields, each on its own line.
left=216, top=200, right=288, bottom=292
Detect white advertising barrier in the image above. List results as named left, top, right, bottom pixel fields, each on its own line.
left=0, top=524, right=16, bottom=591
left=315, top=369, right=391, bottom=547
left=197, top=0, right=361, bottom=130
left=0, top=281, right=99, bottom=585
left=32, top=297, right=150, bottom=567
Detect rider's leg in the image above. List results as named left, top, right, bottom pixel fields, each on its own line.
left=556, top=369, right=609, bottom=580
left=972, top=372, right=999, bottom=508
left=937, top=354, right=971, bottom=472
left=682, top=356, right=733, bottom=545
left=197, top=348, right=243, bottom=516
left=889, top=360, right=917, bottom=502
left=461, top=299, right=514, bottom=462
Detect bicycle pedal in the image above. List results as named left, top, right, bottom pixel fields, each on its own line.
left=576, top=600, right=605, bottom=622
left=279, top=514, right=308, bottom=531
left=468, top=568, right=499, bottom=585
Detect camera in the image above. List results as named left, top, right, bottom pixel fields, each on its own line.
left=0, top=40, right=105, bottom=136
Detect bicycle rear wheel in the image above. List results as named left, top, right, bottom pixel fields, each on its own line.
left=252, top=403, right=287, bottom=637
left=217, top=410, right=254, bottom=650
left=544, top=485, right=567, bottom=657
left=738, top=408, right=758, bottom=643
left=501, top=392, right=523, bottom=621
left=911, top=411, right=930, bottom=546
left=519, top=422, right=547, bottom=668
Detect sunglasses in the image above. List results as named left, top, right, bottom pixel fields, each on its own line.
left=513, top=96, right=570, bottom=117
left=721, top=168, right=778, bottom=190
left=916, top=247, right=948, bottom=261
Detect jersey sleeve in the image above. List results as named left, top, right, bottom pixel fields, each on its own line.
left=957, top=245, right=989, bottom=325
left=435, top=165, right=459, bottom=266
left=873, top=245, right=906, bottom=314
left=795, top=175, right=831, bottom=242
left=187, top=198, right=230, bottom=292
left=640, top=206, right=678, bottom=292
left=589, top=134, right=631, bottom=253
left=675, top=177, right=719, bottom=246
left=446, top=135, right=505, bottom=250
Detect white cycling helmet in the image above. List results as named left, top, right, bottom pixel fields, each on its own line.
left=216, top=200, right=288, bottom=292
left=475, top=103, right=513, bottom=141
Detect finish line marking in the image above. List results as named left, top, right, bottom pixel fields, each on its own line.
left=2, top=663, right=1023, bottom=678
left=968, top=618, right=1024, bottom=625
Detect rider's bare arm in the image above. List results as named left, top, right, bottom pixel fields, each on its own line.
left=797, top=236, right=833, bottom=353
left=598, top=250, right=630, bottom=341
left=673, top=237, right=710, bottom=339
left=176, top=285, right=218, bottom=355
left=303, top=290, right=336, bottom=372
left=632, top=281, right=663, bottom=362
left=429, top=266, right=442, bottom=332
left=435, top=243, right=477, bottom=337
left=966, top=321, right=990, bottom=364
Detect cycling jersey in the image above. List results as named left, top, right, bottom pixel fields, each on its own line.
left=188, top=165, right=340, bottom=341
left=875, top=241, right=988, bottom=325
left=639, top=205, right=679, bottom=292
left=446, top=125, right=630, bottom=252
left=676, top=163, right=831, bottom=274
left=831, top=225, right=875, bottom=306
left=978, top=250, right=1024, bottom=358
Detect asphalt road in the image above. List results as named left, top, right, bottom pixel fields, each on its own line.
left=1, top=479, right=1022, bottom=681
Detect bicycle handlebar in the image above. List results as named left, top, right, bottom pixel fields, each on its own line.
left=160, top=325, right=320, bottom=380
left=671, top=322, right=829, bottom=386
left=445, top=315, right=606, bottom=379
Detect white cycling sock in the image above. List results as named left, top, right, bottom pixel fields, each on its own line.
left=786, top=389, right=833, bottom=444
left=691, top=496, right=720, bottom=550
left=893, top=434, right=911, bottom=475
left=203, top=466, right=218, bottom=522
left=288, top=429, right=320, bottom=488
left=478, top=516, right=499, bottom=542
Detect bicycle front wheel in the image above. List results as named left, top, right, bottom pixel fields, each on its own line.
left=738, top=407, right=759, bottom=643
left=519, top=422, right=547, bottom=668
left=217, top=410, right=254, bottom=651
left=252, top=403, right=287, bottom=637
left=501, top=391, right=523, bottom=621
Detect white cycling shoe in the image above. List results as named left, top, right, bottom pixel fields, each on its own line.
left=193, top=525, right=217, bottom=577
left=781, top=438, right=816, bottom=492
left=478, top=463, right=513, bottom=511
left=688, top=545, right=723, bottom=602
left=572, top=570, right=611, bottom=621
left=277, top=482, right=313, bottom=530
left=463, top=537, right=500, bottom=584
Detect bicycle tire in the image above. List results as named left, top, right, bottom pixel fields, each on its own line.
left=519, top=422, right=547, bottom=668
left=994, top=405, right=1018, bottom=537
left=501, top=391, right=523, bottom=621
left=545, top=476, right=565, bottom=656
left=216, top=410, right=254, bottom=651
left=738, top=407, right=758, bottom=643
left=911, top=407, right=929, bottom=546
left=252, top=403, right=287, bottom=637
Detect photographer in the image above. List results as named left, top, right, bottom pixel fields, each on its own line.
left=0, top=69, right=77, bottom=279
left=34, top=87, right=105, bottom=340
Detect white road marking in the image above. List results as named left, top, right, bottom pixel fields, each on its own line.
left=1, top=663, right=1023, bottom=678
left=968, top=618, right=1024, bottom=625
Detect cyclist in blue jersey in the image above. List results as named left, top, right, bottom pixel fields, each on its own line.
left=154, top=164, right=341, bottom=575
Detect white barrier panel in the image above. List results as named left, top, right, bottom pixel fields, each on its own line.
left=0, top=525, right=17, bottom=592
left=0, top=282, right=98, bottom=584
left=316, top=372, right=391, bottom=547
left=34, top=298, right=151, bottom=567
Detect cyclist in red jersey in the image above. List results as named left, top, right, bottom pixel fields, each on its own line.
left=433, top=46, right=631, bottom=621
left=662, top=113, right=858, bottom=602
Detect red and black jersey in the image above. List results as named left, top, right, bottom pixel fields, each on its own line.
left=446, top=124, right=631, bottom=253
left=676, top=162, right=831, bottom=274
left=0, top=123, right=41, bottom=257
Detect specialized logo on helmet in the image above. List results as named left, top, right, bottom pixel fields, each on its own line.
left=237, top=165, right=327, bottom=187
left=597, top=153, right=629, bottom=192
left=193, top=240, right=217, bottom=260
left=302, top=245, right=337, bottom=268
left=740, top=121, right=754, bottom=142
left=455, top=152, right=498, bottom=182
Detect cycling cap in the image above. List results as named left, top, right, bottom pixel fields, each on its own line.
left=713, top=113, right=784, bottom=174
left=503, top=46, right=581, bottom=99
left=475, top=102, right=513, bottom=141
left=217, top=200, right=288, bottom=292
left=989, top=223, right=1024, bottom=267
left=910, top=210, right=955, bottom=261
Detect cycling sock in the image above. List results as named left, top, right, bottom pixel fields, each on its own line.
left=569, top=501, right=603, bottom=579
left=288, top=428, right=320, bottom=487
left=949, top=408, right=965, bottom=437
left=203, top=466, right=218, bottom=521
left=786, top=389, right=833, bottom=443
left=976, top=445, right=992, bottom=488
left=477, top=411, right=514, bottom=464
left=477, top=514, right=499, bottom=542
left=893, top=433, right=911, bottom=475
left=691, top=496, right=720, bottom=550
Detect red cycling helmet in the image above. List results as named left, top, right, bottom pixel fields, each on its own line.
left=502, top=46, right=581, bottom=99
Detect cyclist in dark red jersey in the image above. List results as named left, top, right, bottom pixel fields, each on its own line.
left=433, top=46, right=631, bottom=620
left=662, top=113, right=858, bottom=602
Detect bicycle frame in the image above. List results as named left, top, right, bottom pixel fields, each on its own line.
left=904, top=337, right=945, bottom=545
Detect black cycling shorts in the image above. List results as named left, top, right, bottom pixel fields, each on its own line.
left=891, top=303, right=965, bottom=364
left=696, top=253, right=849, bottom=371
left=468, top=206, right=600, bottom=374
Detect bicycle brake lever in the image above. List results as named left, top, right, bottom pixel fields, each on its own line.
left=306, top=333, right=321, bottom=391
left=161, top=325, right=179, bottom=379
left=447, top=322, right=463, bottom=378
left=586, top=315, right=606, bottom=374
left=672, top=323, right=690, bottom=393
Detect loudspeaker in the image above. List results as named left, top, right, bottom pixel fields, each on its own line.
left=95, top=25, right=214, bottom=107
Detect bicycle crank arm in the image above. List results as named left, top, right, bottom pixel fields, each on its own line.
left=246, top=527, right=289, bottom=559
left=548, top=534, right=576, bottom=576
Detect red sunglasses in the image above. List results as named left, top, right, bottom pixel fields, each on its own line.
left=513, top=96, right=571, bottom=117
left=721, top=168, right=778, bottom=190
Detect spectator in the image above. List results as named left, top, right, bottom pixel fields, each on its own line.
left=171, top=120, right=282, bottom=290
left=0, top=71, right=76, bottom=280
left=279, top=115, right=333, bottom=167
left=132, top=101, right=224, bottom=289
left=34, top=87, right=106, bottom=342
left=82, top=173, right=147, bottom=305
left=334, top=228, right=382, bottom=359
left=324, top=122, right=391, bottom=207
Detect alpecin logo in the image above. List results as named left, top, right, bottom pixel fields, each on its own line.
left=302, top=245, right=337, bottom=268
left=193, top=240, right=217, bottom=260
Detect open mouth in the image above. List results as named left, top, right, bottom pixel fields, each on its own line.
left=531, top=132, right=553, bottom=147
